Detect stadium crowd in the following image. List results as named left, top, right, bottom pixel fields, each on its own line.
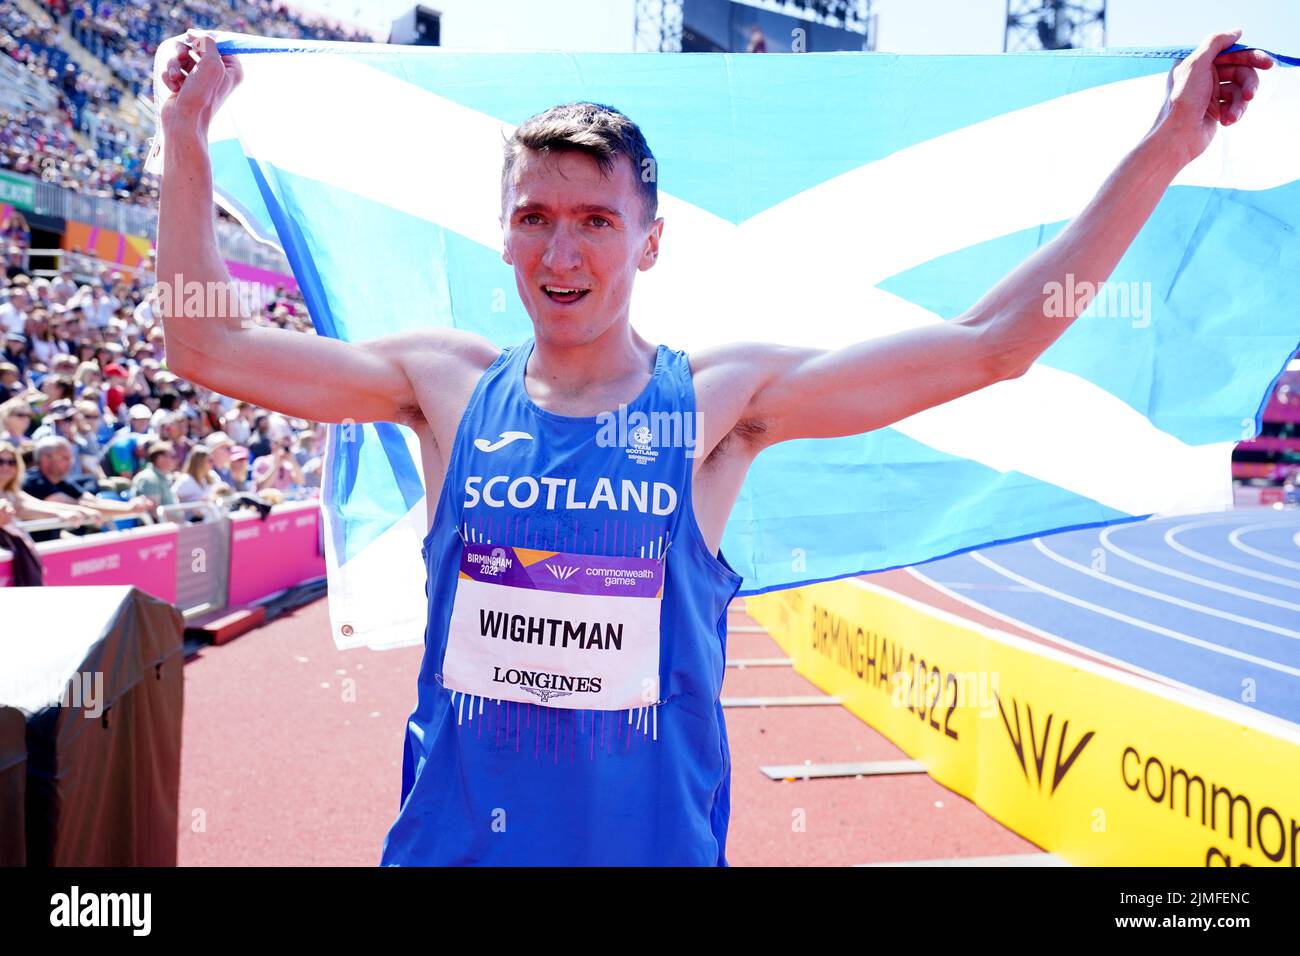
left=0, top=0, right=370, bottom=571
left=2, top=2, right=161, bottom=206
left=0, top=236, right=327, bottom=550
left=46, top=0, right=371, bottom=95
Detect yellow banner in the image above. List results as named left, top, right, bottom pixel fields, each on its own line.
left=748, top=579, right=1300, bottom=867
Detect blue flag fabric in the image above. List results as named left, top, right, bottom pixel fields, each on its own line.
left=149, top=34, right=1300, bottom=650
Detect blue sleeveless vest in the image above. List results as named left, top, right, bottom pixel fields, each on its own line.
left=381, top=338, right=743, bottom=866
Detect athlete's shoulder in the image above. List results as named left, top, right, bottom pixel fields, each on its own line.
left=685, top=340, right=818, bottom=456
left=686, top=340, right=804, bottom=388
left=382, top=327, right=502, bottom=378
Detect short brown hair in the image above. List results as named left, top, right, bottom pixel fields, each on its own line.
left=501, top=102, right=658, bottom=228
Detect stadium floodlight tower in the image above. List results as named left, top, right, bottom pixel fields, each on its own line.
left=1004, top=0, right=1106, bottom=51
left=634, top=0, right=685, bottom=52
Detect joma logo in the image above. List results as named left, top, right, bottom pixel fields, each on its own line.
left=995, top=692, right=1094, bottom=795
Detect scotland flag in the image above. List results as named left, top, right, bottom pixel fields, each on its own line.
left=149, top=35, right=1300, bottom=650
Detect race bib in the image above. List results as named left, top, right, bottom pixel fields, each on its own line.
left=442, top=542, right=664, bottom=710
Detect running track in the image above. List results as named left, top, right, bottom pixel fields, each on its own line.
left=177, top=508, right=1297, bottom=865
left=177, top=602, right=1036, bottom=866
left=909, top=509, right=1300, bottom=726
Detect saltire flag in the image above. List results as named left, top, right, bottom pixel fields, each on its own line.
left=148, top=34, right=1300, bottom=651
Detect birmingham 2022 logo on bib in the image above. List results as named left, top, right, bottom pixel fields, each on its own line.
left=442, top=542, right=665, bottom=710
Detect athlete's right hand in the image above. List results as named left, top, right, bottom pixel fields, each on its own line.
left=158, top=30, right=244, bottom=136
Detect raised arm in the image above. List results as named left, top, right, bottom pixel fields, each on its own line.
left=735, top=30, right=1272, bottom=450
left=156, top=33, right=424, bottom=427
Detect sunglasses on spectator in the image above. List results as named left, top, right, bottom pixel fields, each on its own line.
left=0, top=457, right=16, bottom=466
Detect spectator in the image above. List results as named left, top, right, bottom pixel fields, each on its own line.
left=101, top=361, right=129, bottom=414
left=0, top=438, right=101, bottom=546
left=30, top=399, right=92, bottom=478
left=39, top=373, right=75, bottom=404
left=22, top=435, right=150, bottom=539
left=3, top=331, right=29, bottom=377
left=298, top=428, right=325, bottom=489
left=149, top=387, right=179, bottom=430
left=0, top=396, right=32, bottom=443
left=0, top=361, right=20, bottom=400
left=74, top=359, right=103, bottom=400
left=247, top=413, right=272, bottom=460
left=51, top=267, right=78, bottom=304
left=130, top=439, right=178, bottom=512
left=0, top=282, right=29, bottom=333
left=101, top=402, right=153, bottom=476
left=221, top=400, right=253, bottom=444
left=157, top=410, right=191, bottom=463
left=1, top=210, right=29, bottom=248
left=74, top=399, right=107, bottom=477
left=5, top=244, right=27, bottom=280
left=252, top=436, right=304, bottom=493
left=204, top=429, right=236, bottom=483
left=227, top=445, right=252, bottom=493
left=172, top=443, right=228, bottom=503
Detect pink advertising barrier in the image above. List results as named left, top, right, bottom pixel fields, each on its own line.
left=0, top=552, right=11, bottom=588
left=226, top=501, right=326, bottom=606
left=36, top=524, right=178, bottom=602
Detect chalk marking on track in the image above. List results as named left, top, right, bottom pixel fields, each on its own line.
left=726, top=657, right=793, bottom=668
left=1165, top=520, right=1300, bottom=590
left=1100, top=525, right=1300, bottom=611
left=969, top=551, right=1300, bottom=678
left=722, top=695, right=843, bottom=708
left=760, top=760, right=927, bottom=780
left=1033, top=538, right=1300, bottom=641
left=1229, top=523, right=1300, bottom=573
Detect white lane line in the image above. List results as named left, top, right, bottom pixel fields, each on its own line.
left=1229, top=523, right=1300, bottom=573
left=904, top=566, right=1220, bottom=698
left=1032, top=538, right=1300, bottom=641
left=969, top=551, right=1300, bottom=679
left=858, top=575, right=1300, bottom=740
left=1165, top=521, right=1300, bottom=589
left=1100, top=526, right=1300, bottom=612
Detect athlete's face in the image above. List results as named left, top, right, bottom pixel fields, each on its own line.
left=501, top=148, right=662, bottom=347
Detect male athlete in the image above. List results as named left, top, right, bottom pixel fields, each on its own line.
left=156, top=30, right=1269, bottom=865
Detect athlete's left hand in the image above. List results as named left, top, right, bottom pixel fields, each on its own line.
left=1152, top=29, right=1273, bottom=166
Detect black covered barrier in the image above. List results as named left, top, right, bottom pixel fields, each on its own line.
left=0, top=586, right=184, bottom=865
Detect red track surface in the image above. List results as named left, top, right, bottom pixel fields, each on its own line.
left=179, top=597, right=1038, bottom=866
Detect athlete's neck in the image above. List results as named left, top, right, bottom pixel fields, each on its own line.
left=525, top=323, right=656, bottom=416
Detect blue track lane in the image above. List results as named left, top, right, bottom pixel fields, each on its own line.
left=910, top=510, right=1300, bottom=726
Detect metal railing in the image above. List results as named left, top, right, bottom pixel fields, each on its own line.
left=14, top=491, right=283, bottom=536
left=2, top=171, right=290, bottom=272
